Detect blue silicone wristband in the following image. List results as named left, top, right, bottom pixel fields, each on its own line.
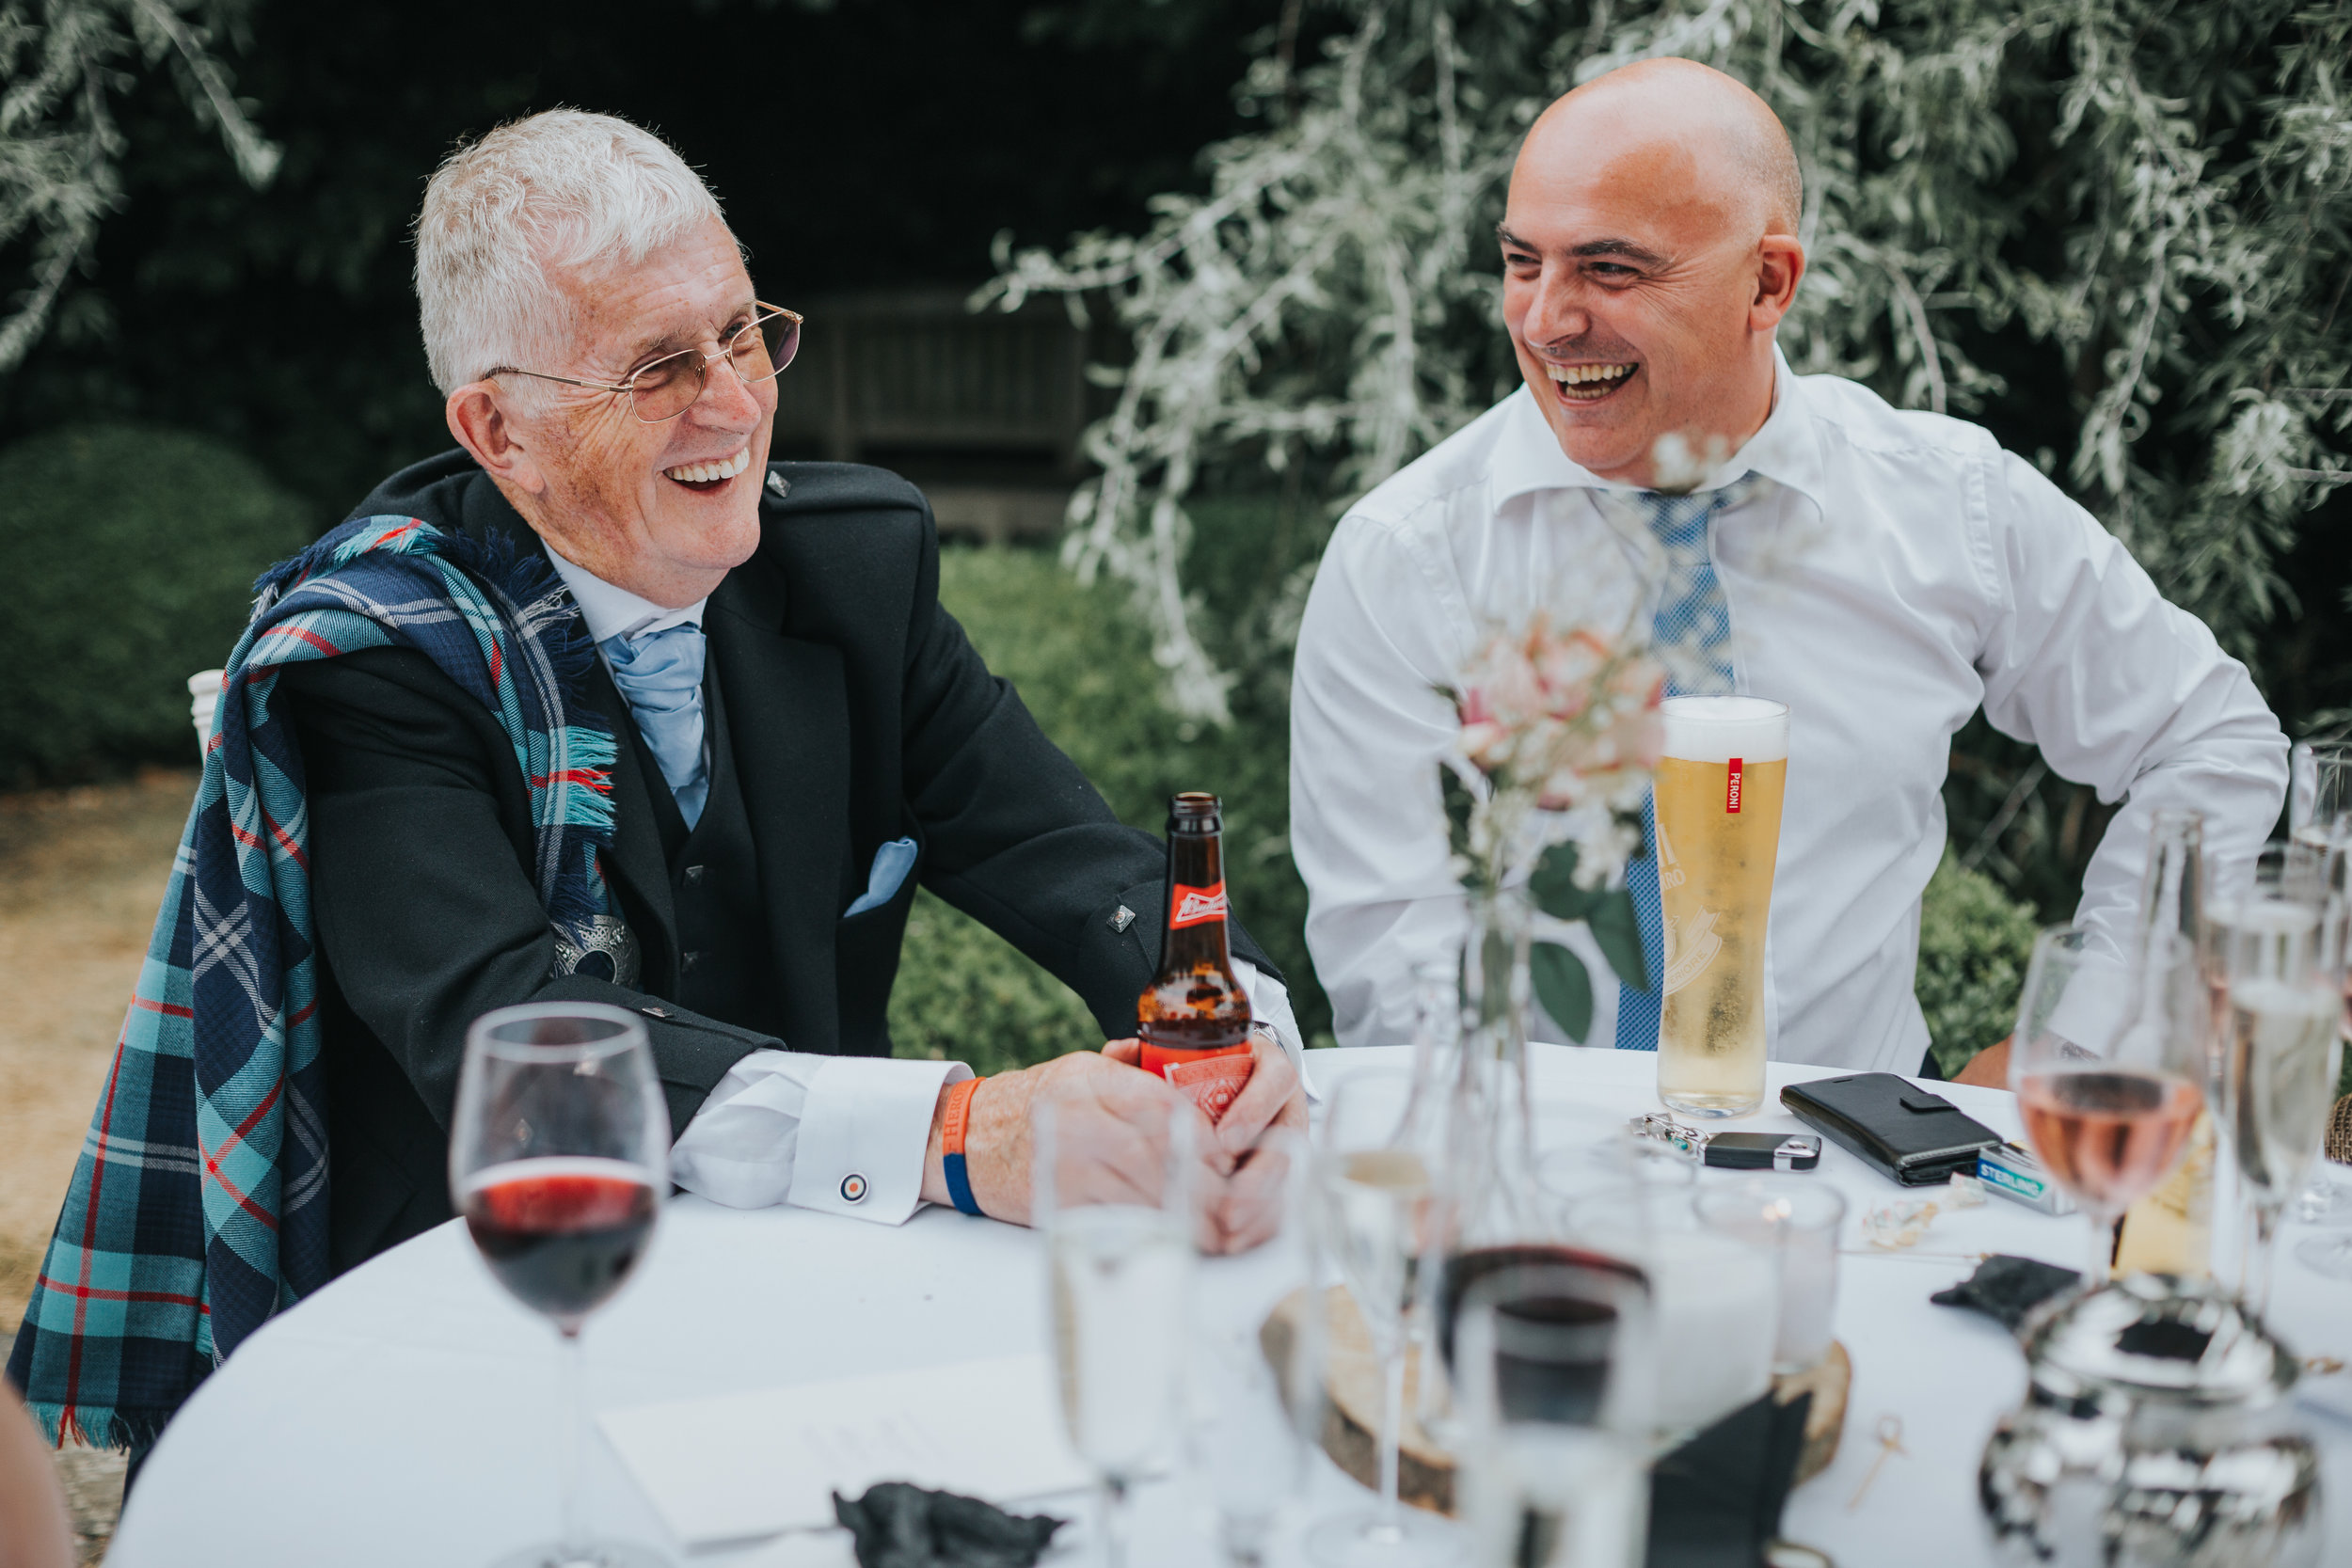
left=943, top=1151, right=981, bottom=1216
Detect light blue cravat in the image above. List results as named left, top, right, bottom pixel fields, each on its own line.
left=603, top=622, right=709, bottom=830
left=1615, top=481, right=1748, bottom=1052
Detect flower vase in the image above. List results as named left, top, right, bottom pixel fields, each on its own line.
left=1412, top=888, right=1549, bottom=1444
left=1445, top=886, right=1544, bottom=1249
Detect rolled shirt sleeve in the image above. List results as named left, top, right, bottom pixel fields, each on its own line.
left=1975, top=450, right=2288, bottom=946
left=1290, top=512, right=1481, bottom=1050
left=671, top=1051, right=969, bottom=1222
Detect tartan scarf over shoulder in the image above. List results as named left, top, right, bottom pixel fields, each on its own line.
left=6, top=515, right=620, bottom=1448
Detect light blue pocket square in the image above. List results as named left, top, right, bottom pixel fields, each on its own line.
left=844, top=836, right=918, bottom=917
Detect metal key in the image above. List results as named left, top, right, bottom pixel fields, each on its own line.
left=1845, top=1414, right=1907, bottom=1512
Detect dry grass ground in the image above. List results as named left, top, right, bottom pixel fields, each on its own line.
left=1, top=768, right=201, bottom=1564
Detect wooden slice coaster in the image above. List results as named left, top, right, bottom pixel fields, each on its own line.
left=1261, top=1286, right=1851, bottom=1517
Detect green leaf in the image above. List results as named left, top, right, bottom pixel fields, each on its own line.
left=1530, top=940, right=1596, bottom=1043
left=1588, top=889, right=1651, bottom=995
left=1438, top=767, right=1476, bottom=852
left=1528, top=842, right=1606, bottom=922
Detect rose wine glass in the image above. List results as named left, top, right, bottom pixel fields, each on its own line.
left=2011, top=925, right=2206, bottom=1286
left=452, top=1003, right=671, bottom=1568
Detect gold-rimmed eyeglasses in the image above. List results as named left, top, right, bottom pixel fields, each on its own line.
left=490, top=302, right=803, bottom=424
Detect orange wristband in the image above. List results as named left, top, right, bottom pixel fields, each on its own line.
left=940, top=1076, right=983, bottom=1216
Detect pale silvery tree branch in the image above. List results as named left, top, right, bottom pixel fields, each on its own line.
left=0, top=0, right=277, bottom=374
left=988, top=0, right=2348, bottom=754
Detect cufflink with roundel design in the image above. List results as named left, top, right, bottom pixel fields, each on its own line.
left=839, top=1173, right=867, bottom=1204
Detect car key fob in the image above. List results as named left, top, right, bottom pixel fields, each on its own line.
left=1629, top=1113, right=1822, bottom=1172
left=1703, top=1132, right=1822, bottom=1171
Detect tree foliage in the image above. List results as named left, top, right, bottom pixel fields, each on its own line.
left=0, top=0, right=277, bottom=372
left=986, top=2, right=2352, bottom=859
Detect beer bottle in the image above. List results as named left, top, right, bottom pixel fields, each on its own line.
left=1138, top=792, right=1255, bottom=1121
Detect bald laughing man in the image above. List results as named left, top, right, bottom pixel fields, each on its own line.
left=1290, top=59, right=2285, bottom=1083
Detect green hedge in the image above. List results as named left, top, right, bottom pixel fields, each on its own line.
left=890, top=543, right=1313, bottom=1072
left=1917, top=853, right=2043, bottom=1076
left=0, top=425, right=311, bottom=785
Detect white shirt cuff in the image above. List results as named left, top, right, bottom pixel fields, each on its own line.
left=1232, top=958, right=1315, bottom=1100
left=670, top=1049, right=969, bottom=1223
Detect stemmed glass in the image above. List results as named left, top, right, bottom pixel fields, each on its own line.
left=1450, top=1259, right=1657, bottom=1568
left=1309, top=1069, right=1458, bottom=1568
left=2209, top=858, right=2344, bottom=1311
left=451, top=1003, right=672, bottom=1568
left=2284, top=739, right=2352, bottom=1227
left=1188, top=1127, right=1313, bottom=1568
left=1036, top=1086, right=1198, bottom=1568
left=2010, top=925, right=2207, bottom=1285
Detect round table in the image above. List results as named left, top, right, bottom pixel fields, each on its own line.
left=111, top=1045, right=2352, bottom=1567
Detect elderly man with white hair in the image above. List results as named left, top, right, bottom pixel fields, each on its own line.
left=8, top=110, right=1306, bottom=1453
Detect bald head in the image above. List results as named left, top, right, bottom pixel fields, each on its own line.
left=1495, top=59, right=1806, bottom=487
left=1527, top=59, right=1801, bottom=239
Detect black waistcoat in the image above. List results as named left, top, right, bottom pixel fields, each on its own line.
left=619, top=667, right=787, bottom=1041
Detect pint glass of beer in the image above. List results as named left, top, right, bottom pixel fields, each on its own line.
left=1652, top=697, right=1788, bottom=1117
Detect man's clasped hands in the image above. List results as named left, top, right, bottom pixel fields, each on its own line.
left=918, top=1029, right=1309, bottom=1255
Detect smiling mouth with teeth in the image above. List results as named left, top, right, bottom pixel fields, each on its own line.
left=662, top=446, right=753, bottom=489
left=1545, top=361, right=1639, bottom=403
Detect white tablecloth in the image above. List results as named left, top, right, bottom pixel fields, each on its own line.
left=111, top=1045, right=2352, bottom=1567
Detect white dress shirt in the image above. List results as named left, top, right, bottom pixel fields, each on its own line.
left=545, top=544, right=1306, bottom=1222
left=1291, top=352, right=2288, bottom=1071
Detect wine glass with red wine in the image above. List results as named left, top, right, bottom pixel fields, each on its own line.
left=451, top=1003, right=671, bottom=1568
left=2011, top=925, right=2206, bottom=1287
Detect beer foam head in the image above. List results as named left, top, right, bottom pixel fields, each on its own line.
left=1660, top=697, right=1788, bottom=763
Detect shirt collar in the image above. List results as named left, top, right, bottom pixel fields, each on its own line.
left=1489, top=345, right=1829, bottom=512
left=542, top=546, right=707, bottom=646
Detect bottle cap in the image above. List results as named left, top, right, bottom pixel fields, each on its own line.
left=1168, top=791, right=1221, bottom=831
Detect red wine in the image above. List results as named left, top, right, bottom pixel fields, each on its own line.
left=1435, top=1244, right=1646, bottom=1366
left=2017, top=1070, right=2203, bottom=1216
left=1436, top=1245, right=1648, bottom=1432
left=462, top=1158, right=659, bottom=1327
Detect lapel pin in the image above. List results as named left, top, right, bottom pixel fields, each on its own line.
left=766, top=470, right=790, bottom=499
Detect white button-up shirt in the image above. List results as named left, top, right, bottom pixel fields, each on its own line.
left=1291, top=354, right=2287, bottom=1071
left=546, top=544, right=1303, bottom=1222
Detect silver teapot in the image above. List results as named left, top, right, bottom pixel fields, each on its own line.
left=1979, top=1275, right=2322, bottom=1566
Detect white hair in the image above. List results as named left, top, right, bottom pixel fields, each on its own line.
left=413, top=109, right=728, bottom=394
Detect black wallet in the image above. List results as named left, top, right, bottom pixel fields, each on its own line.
left=1779, top=1073, right=2005, bottom=1186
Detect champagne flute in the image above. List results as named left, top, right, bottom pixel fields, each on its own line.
left=451, top=1003, right=671, bottom=1568
left=1036, top=1086, right=1197, bottom=1568
left=2283, top=746, right=2352, bottom=1227
left=2010, top=925, right=2206, bottom=1285
left=1188, top=1127, right=1313, bottom=1568
left=2295, top=1101, right=2352, bottom=1280
left=2210, top=869, right=2344, bottom=1312
left=1309, top=1069, right=1460, bottom=1568
left=1452, top=1259, right=1657, bottom=1568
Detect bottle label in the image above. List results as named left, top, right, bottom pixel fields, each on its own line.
left=1168, top=879, right=1230, bottom=929
left=1141, top=1042, right=1255, bottom=1122
left=1725, top=757, right=1743, bottom=815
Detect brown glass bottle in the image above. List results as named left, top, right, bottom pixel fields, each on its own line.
left=1137, top=792, right=1255, bottom=1119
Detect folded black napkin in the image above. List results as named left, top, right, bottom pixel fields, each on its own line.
left=1645, top=1389, right=1814, bottom=1568
left=834, top=1482, right=1065, bottom=1568
left=1929, top=1255, right=2083, bottom=1331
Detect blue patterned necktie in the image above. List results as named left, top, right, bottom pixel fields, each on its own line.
left=603, top=622, right=709, bottom=830
left=1615, top=481, right=1748, bottom=1052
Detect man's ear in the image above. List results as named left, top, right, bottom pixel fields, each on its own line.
left=1750, top=234, right=1805, bottom=333
left=446, top=383, right=548, bottom=496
